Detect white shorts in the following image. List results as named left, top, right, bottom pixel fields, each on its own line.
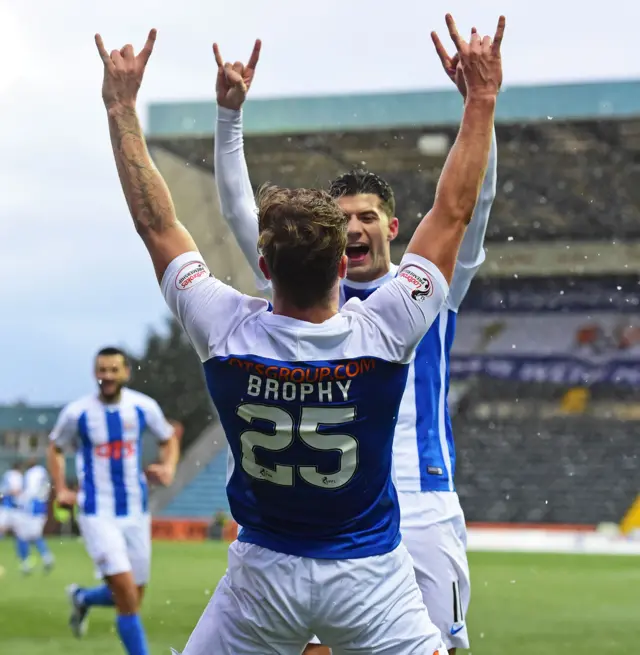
left=77, top=513, right=151, bottom=585
left=399, top=491, right=471, bottom=651
left=0, top=507, right=17, bottom=533
left=13, top=513, right=46, bottom=541
left=179, top=540, right=446, bottom=655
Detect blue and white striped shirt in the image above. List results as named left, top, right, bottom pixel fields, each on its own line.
left=49, top=389, right=173, bottom=517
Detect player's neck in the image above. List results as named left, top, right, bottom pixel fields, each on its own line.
left=270, top=298, right=338, bottom=324
left=99, top=391, right=122, bottom=405
left=346, top=257, right=393, bottom=285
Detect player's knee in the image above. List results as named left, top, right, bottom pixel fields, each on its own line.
left=106, top=571, right=140, bottom=614
left=303, top=646, right=331, bottom=654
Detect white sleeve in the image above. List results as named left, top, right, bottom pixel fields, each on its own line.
left=161, top=251, right=268, bottom=361
left=49, top=405, right=78, bottom=450
left=141, top=397, right=174, bottom=442
left=215, top=107, right=272, bottom=293
left=346, top=253, right=449, bottom=363
left=447, top=128, right=497, bottom=311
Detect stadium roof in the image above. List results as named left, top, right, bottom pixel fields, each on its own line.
left=148, top=79, right=640, bottom=138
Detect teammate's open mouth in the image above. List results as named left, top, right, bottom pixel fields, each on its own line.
left=346, top=243, right=369, bottom=264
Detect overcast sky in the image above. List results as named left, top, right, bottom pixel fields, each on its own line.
left=1, top=0, right=638, bottom=405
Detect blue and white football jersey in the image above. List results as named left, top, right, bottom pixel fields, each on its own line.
left=163, top=251, right=448, bottom=558
left=0, top=469, right=22, bottom=509
left=19, top=464, right=50, bottom=516
left=49, top=388, right=174, bottom=517
left=340, top=260, right=481, bottom=493
left=214, top=108, right=496, bottom=496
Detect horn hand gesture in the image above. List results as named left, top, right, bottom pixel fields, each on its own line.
left=431, top=15, right=505, bottom=102
left=95, top=29, right=157, bottom=110
left=213, top=39, right=262, bottom=111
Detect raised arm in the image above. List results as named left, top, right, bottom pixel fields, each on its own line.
left=429, top=26, right=499, bottom=307
left=213, top=40, right=271, bottom=291
left=445, top=129, right=497, bottom=309
left=406, top=15, right=505, bottom=283
left=95, top=30, right=198, bottom=281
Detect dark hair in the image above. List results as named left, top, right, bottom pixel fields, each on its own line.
left=95, top=346, right=129, bottom=367
left=329, top=169, right=396, bottom=217
left=257, top=184, right=348, bottom=309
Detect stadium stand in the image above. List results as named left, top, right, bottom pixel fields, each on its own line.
left=455, top=414, right=639, bottom=525
left=0, top=405, right=62, bottom=473
left=151, top=118, right=640, bottom=247
left=160, top=449, right=229, bottom=517
left=149, top=80, right=640, bottom=249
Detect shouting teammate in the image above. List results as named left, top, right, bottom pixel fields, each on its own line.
left=47, top=346, right=180, bottom=655
left=94, top=13, right=503, bottom=653
left=14, top=459, right=55, bottom=574
left=213, top=19, right=499, bottom=655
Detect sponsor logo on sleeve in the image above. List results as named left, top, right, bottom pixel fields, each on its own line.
left=174, top=260, right=210, bottom=290
left=398, top=265, right=434, bottom=302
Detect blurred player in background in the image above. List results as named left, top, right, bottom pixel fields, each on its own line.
left=0, top=461, right=22, bottom=540
left=47, top=346, right=180, bottom=655
left=213, top=18, right=500, bottom=655
left=13, top=458, right=55, bottom=574
left=94, top=13, right=501, bottom=653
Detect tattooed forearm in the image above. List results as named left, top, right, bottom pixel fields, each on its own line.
left=107, top=105, right=176, bottom=234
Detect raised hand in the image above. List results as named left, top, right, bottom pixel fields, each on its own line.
left=95, top=29, right=157, bottom=110
left=213, top=39, right=261, bottom=111
left=431, top=15, right=505, bottom=102
left=431, top=26, right=479, bottom=98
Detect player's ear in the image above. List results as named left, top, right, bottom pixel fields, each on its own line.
left=258, top=255, right=272, bottom=280
left=387, top=216, right=399, bottom=242
left=338, top=254, right=348, bottom=279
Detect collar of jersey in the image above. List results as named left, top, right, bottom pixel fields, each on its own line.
left=341, top=263, right=398, bottom=291
left=260, top=311, right=345, bottom=331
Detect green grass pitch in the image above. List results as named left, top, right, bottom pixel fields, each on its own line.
left=0, top=538, right=638, bottom=654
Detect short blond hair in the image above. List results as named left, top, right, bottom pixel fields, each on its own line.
left=257, top=185, right=348, bottom=309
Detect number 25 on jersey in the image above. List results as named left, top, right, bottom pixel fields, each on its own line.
left=237, top=403, right=359, bottom=489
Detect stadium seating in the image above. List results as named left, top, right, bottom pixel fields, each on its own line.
left=151, top=116, right=640, bottom=244
left=454, top=413, right=639, bottom=525
left=160, top=448, right=229, bottom=517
